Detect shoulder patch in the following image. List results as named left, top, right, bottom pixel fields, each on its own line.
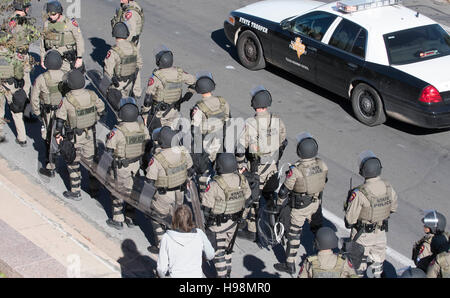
left=191, top=107, right=198, bottom=118
left=148, top=157, right=154, bottom=167
left=347, top=258, right=353, bottom=268
left=299, top=264, right=304, bottom=275
left=205, top=182, right=211, bottom=193
left=107, top=128, right=116, bottom=140
left=58, top=99, right=63, bottom=109
left=430, top=258, right=436, bottom=266
left=286, top=166, right=294, bottom=178
left=147, top=77, right=154, bottom=86
left=17, top=53, right=23, bottom=60
left=125, top=11, right=133, bottom=20
left=348, top=191, right=357, bottom=203
left=8, top=19, right=16, bottom=28
left=106, top=50, right=111, bottom=59
left=71, top=18, right=79, bottom=27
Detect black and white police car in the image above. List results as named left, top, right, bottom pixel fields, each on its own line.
left=224, top=0, right=450, bottom=128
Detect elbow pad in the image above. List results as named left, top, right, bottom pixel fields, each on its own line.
left=54, top=118, right=65, bottom=135
left=278, top=184, right=290, bottom=200
left=143, top=93, right=153, bottom=108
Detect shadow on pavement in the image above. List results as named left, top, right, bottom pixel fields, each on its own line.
left=243, top=255, right=281, bottom=278
left=117, top=238, right=157, bottom=278
left=89, top=37, right=112, bottom=69
left=210, top=28, right=239, bottom=63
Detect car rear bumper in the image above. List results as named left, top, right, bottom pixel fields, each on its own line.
left=387, top=101, right=450, bottom=129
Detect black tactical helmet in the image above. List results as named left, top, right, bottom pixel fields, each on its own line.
left=297, top=133, right=318, bottom=159
left=46, top=0, right=63, bottom=14
left=216, top=153, right=238, bottom=175
left=112, top=22, right=130, bottom=39
left=67, top=69, right=85, bottom=90
left=159, top=126, right=178, bottom=149
left=13, top=0, right=31, bottom=11
left=155, top=50, right=173, bottom=69
left=314, top=227, right=338, bottom=250
left=422, top=210, right=447, bottom=234
left=118, top=97, right=139, bottom=122
left=251, top=86, right=272, bottom=109
left=400, top=267, right=427, bottom=278
left=430, top=233, right=449, bottom=255
left=44, top=50, right=63, bottom=70
left=195, top=72, right=215, bottom=94
left=358, top=151, right=382, bottom=179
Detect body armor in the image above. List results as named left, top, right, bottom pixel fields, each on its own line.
left=111, top=4, right=145, bottom=36
left=292, top=158, right=327, bottom=195
left=154, top=148, right=188, bottom=189
left=65, top=90, right=98, bottom=129
left=42, top=72, right=63, bottom=105
left=436, top=252, right=450, bottom=278
left=112, top=43, right=137, bottom=79
left=195, top=96, right=227, bottom=134
left=153, top=68, right=183, bottom=103
left=308, top=255, right=346, bottom=278
left=358, top=181, right=392, bottom=224
left=0, top=55, right=15, bottom=79
left=254, top=113, right=280, bottom=157
left=115, top=123, right=147, bottom=159
left=43, top=19, right=76, bottom=50
left=211, top=174, right=246, bottom=215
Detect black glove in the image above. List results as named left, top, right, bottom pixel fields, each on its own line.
left=238, top=218, right=247, bottom=229
left=36, top=114, right=44, bottom=125
left=14, top=78, right=25, bottom=89
left=181, top=91, right=193, bottom=103
left=111, top=77, right=120, bottom=88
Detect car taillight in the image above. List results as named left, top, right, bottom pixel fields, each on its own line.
left=419, top=85, right=442, bottom=103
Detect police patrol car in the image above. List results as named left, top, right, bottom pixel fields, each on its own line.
left=224, top=0, right=450, bottom=128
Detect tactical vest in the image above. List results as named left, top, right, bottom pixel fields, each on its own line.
left=0, top=54, right=15, bottom=79
left=112, top=4, right=145, bottom=36
left=211, top=174, right=247, bottom=215
left=153, top=68, right=183, bottom=104
left=254, top=113, right=280, bottom=156
left=293, top=158, right=327, bottom=195
left=43, top=19, right=76, bottom=50
left=195, top=96, right=227, bottom=134
left=42, top=72, right=63, bottom=105
left=66, top=90, right=98, bottom=129
left=436, top=252, right=450, bottom=278
left=308, top=254, right=346, bottom=278
left=154, top=148, right=188, bottom=189
left=112, top=43, right=137, bottom=78
left=358, top=182, right=392, bottom=224
left=116, top=123, right=147, bottom=159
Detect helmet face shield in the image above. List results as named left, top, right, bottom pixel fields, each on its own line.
left=358, top=150, right=377, bottom=169
left=296, top=132, right=313, bottom=143
left=195, top=71, right=213, bottom=81
left=154, top=44, right=171, bottom=57
left=250, top=85, right=267, bottom=97
left=119, top=97, right=137, bottom=109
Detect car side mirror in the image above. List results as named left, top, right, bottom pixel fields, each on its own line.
left=281, top=19, right=292, bottom=31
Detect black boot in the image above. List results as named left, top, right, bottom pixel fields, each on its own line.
left=147, top=245, right=159, bottom=254
left=273, top=262, right=296, bottom=274
left=63, top=190, right=81, bottom=201
left=39, top=167, right=55, bottom=178
left=106, top=218, right=123, bottom=230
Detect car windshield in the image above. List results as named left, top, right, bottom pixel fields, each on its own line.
left=384, top=24, right=450, bottom=65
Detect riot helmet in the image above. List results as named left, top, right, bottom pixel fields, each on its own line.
left=44, top=50, right=63, bottom=70
left=358, top=150, right=382, bottom=179
left=195, top=71, right=215, bottom=94
left=314, top=227, right=338, bottom=250
left=112, top=22, right=130, bottom=39
left=155, top=45, right=173, bottom=69
left=46, top=0, right=63, bottom=14
left=430, top=233, right=449, bottom=255
left=67, top=69, right=85, bottom=90
left=250, top=85, right=272, bottom=109
left=118, top=97, right=139, bottom=122
left=13, top=0, right=31, bottom=11
left=422, top=210, right=447, bottom=234
left=158, top=126, right=178, bottom=149
left=216, top=153, right=238, bottom=175
left=400, top=267, right=427, bottom=278
left=296, top=132, right=318, bottom=159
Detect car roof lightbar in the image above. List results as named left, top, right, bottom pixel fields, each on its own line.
left=336, top=0, right=402, bottom=13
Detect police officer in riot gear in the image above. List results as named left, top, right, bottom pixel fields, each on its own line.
left=142, top=46, right=196, bottom=131
left=54, top=69, right=105, bottom=200
left=298, top=227, right=357, bottom=278
left=40, top=0, right=85, bottom=73
left=201, top=153, right=252, bottom=278
left=344, top=151, right=398, bottom=278
left=31, top=50, right=65, bottom=177
left=426, top=233, right=450, bottom=278
left=274, top=133, right=328, bottom=274
left=412, top=210, right=448, bottom=272
left=236, top=86, right=287, bottom=242
left=104, top=22, right=142, bottom=103
left=105, top=97, right=150, bottom=230
left=145, top=126, right=194, bottom=254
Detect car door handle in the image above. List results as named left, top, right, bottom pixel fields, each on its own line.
left=307, top=46, right=317, bottom=53
left=347, top=62, right=358, bottom=70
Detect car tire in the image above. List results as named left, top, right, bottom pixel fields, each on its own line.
left=351, top=83, right=386, bottom=126
left=237, top=30, right=266, bottom=70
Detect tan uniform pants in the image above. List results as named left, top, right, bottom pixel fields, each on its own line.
left=68, top=129, right=95, bottom=193
left=0, top=83, right=27, bottom=142
left=208, top=219, right=236, bottom=278
left=111, top=160, right=140, bottom=223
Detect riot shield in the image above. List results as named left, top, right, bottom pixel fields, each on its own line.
left=187, top=178, right=205, bottom=232
left=85, top=69, right=119, bottom=117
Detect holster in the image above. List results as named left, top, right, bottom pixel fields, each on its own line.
left=289, top=193, right=314, bottom=209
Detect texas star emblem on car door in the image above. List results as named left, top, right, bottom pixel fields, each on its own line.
left=289, top=37, right=306, bottom=59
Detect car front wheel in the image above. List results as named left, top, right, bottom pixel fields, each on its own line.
left=351, top=83, right=387, bottom=126
left=237, top=30, right=266, bottom=70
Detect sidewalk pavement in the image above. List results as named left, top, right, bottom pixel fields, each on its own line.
left=0, top=158, right=123, bottom=278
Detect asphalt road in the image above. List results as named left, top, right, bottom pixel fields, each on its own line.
left=1, top=0, right=449, bottom=278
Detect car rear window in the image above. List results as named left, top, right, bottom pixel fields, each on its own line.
left=384, top=24, right=450, bottom=65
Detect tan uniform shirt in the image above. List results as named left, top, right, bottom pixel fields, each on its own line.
left=105, top=121, right=150, bottom=155
left=427, top=252, right=450, bottom=278
left=56, top=89, right=105, bottom=125
left=299, top=250, right=358, bottom=278
left=119, top=1, right=143, bottom=43
left=191, top=95, right=230, bottom=134
left=103, top=39, right=143, bottom=79
left=40, top=15, right=85, bottom=59
left=145, top=146, right=193, bottom=181
left=31, top=69, right=65, bottom=116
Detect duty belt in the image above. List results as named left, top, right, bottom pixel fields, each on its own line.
left=116, top=73, right=136, bottom=83
left=117, top=156, right=141, bottom=169
left=42, top=104, right=59, bottom=113
left=62, top=50, right=77, bottom=62
left=355, top=220, right=388, bottom=233
left=289, top=192, right=317, bottom=209
left=207, top=212, right=241, bottom=227
left=157, top=182, right=187, bottom=194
